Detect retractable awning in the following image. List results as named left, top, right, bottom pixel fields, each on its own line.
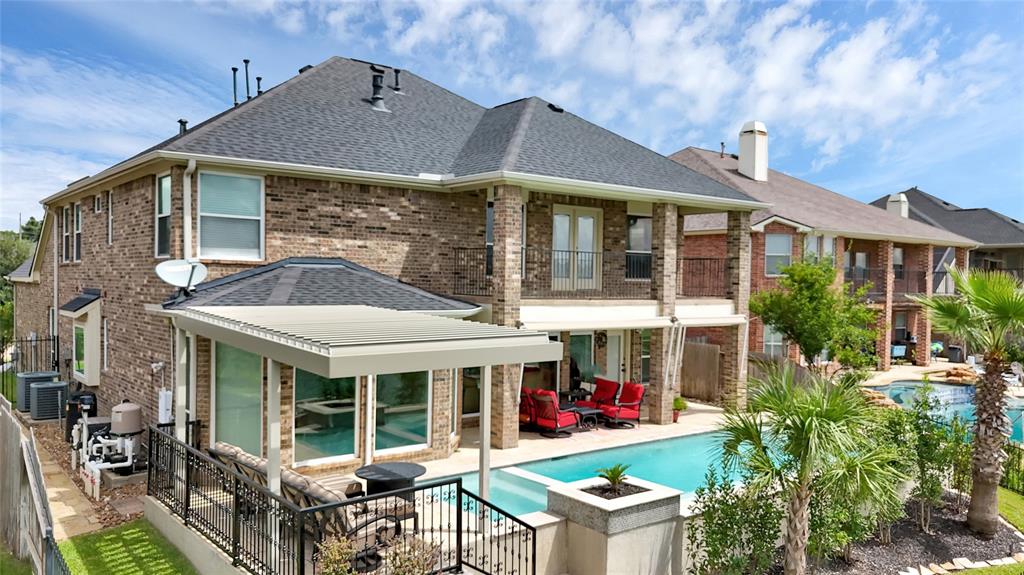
left=164, top=304, right=563, bottom=378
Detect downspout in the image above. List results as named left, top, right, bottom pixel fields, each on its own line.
left=183, top=159, right=197, bottom=260
left=52, top=209, right=59, bottom=337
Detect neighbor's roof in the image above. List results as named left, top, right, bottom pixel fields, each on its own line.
left=869, top=187, right=1024, bottom=247
left=48, top=57, right=763, bottom=211
left=163, top=257, right=478, bottom=313
left=166, top=305, right=562, bottom=379
left=670, top=147, right=975, bottom=247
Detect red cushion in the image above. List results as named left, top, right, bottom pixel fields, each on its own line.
left=591, top=378, right=620, bottom=404
left=601, top=405, right=640, bottom=420
left=618, top=382, right=644, bottom=405
left=574, top=399, right=598, bottom=409
left=536, top=412, right=578, bottom=430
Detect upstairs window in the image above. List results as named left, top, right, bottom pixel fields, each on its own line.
left=765, top=234, right=792, bottom=276
left=198, top=172, right=263, bottom=261
left=155, top=175, right=171, bottom=257
left=62, top=206, right=70, bottom=262
left=626, top=215, right=652, bottom=279
left=93, top=194, right=103, bottom=213
left=106, top=190, right=113, bottom=245
left=73, top=203, right=82, bottom=261
left=893, top=247, right=905, bottom=280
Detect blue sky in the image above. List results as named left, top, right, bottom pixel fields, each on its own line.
left=2, top=0, right=1023, bottom=232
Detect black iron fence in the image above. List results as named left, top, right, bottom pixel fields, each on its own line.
left=1, top=335, right=60, bottom=404
left=844, top=268, right=930, bottom=299
left=148, top=426, right=536, bottom=575
left=677, top=257, right=728, bottom=297
left=155, top=419, right=204, bottom=451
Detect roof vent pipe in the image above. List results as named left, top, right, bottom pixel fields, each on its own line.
left=369, top=67, right=389, bottom=112
left=177, top=119, right=188, bottom=135
left=392, top=69, right=402, bottom=92
left=231, top=67, right=239, bottom=106
left=256, top=76, right=263, bottom=95
left=720, top=142, right=725, bottom=158
left=243, top=59, right=251, bottom=100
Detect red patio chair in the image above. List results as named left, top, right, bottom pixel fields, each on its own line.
left=519, top=387, right=537, bottom=426
left=600, top=382, right=645, bottom=428
left=533, top=390, right=581, bottom=438
left=575, top=377, right=620, bottom=410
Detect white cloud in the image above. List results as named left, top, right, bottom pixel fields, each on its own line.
left=0, top=148, right=105, bottom=230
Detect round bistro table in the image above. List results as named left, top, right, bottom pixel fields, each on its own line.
left=355, top=462, right=427, bottom=496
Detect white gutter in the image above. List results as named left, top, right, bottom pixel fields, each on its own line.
left=43, top=152, right=772, bottom=214
left=813, top=228, right=978, bottom=249
left=183, top=159, right=196, bottom=260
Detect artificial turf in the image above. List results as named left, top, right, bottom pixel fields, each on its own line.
left=57, top=519, right=198, bottom=575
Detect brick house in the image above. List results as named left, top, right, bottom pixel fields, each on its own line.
left=669, top=122, right=976, bottom=370
left=9, top=56, right=767, bottom=476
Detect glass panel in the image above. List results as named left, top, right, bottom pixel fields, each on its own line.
left=200, top=216, right=260, bottom=259
left=855, top=252, right=867, bottom=269
left=765, top=234, right=791, bottom=255
left=640, top=329, right=651, bottom=384
left=485, top=202, right=493, bottom=245
left=214, top=343, right=262, bottom=455
left=294, top=369, right=357, bottom=462
left=158, top=176, right=171, bottom=216
left=74, top=325, right=85, bottom=375
left=200, top=173, right=261, bottom=217
left=570, top=334, right=594, bottom=382
left=766, top=255, right=791, bottom=276
left=74, top=204, right=81, bottom=231
left=156, top=216, right=170, bottom=256
left=804, top=235, right=819, bottom=258
left=461, top=368, right=480, bottom=415
left=375, top=371, right=428, bottom=451
left=627, top=216, right=652, bottom=252
left=576, top=216, right=595, bottom=280
left=552, top=213, right=571, bottom=279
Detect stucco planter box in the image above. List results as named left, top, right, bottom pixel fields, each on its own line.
left=547, top=476, right=683, bottom=575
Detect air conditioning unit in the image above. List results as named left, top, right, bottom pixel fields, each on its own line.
left=30, top=381, right=69, bottom=421
left=16, top=371, right=60, bottom=413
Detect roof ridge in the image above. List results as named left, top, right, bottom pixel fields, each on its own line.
left=499, top=97, right=537, bottom=171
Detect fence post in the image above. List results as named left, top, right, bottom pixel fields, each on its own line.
left=231, top=474, right=241, bottom=566
left=456, top=480, right=464, bottom=571
left=183, top=444, right=192, bottom=526
left=295, top=512, right=305, bottom=575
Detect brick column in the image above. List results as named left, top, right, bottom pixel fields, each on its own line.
left=955, top=246, right=970, bottom=271
left=490, top=184, right=523, bottom=449
left=721, top=211, right=751, bottom=408
left=559, top=331, right=571, bottom=392
left=832, top=236, right=847, bottom=290
left=876, top=240, right=895, bottom=371
left=629, top=329, right=643, bottom=383
left=431, top=369, right=454, bottom=454
left=649, top=203, right=678, bottom=424
left=914, top=245, right=934, bottom=366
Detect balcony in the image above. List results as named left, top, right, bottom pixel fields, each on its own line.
left=845, top=268, right=930, bottom=300
left=452, top=248, right=729, bottom=299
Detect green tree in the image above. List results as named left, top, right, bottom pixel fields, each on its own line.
left=719, top=364, right=905, bottom=575
left=19, top=217, right=41, bottom=243
left=908, top=382, right=948, bottom=533
left=0, top=231, right=33, bottom=337
left=912, top=266, right=1024, bottom=537
left=750, top=258, right=878, bottom=373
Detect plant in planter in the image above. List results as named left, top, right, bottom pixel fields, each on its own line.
left=672, top=397, right=687, bottom=422
left=584, top=463, right=647, bottom=499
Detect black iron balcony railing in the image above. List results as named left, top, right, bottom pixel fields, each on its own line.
left=845, top=268, right=930, bottom=300
left=147, top=425, right=536, bottom=575
left=452, top=248, right=730, bottom=299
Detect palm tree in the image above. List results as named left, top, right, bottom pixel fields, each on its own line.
left=720, top=364, right=904, bottom=575
left=912, top=266, right=1024, bottom=537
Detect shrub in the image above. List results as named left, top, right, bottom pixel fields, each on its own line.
left=909, top=382, right=951, bottom=533
left=319, top=537, right=356, bottom=575
left=674, top=397, right=688, bottom=411
left=388, top=536, right=440, bottom=575
left=686, top=468, right=782, bottom=575
left=596, top=463, right=630, bottom=493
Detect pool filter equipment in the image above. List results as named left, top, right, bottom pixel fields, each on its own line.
left=72, top=400, right=144, bottom=500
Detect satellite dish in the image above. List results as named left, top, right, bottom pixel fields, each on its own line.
left=155, top=259, right=208, bottom=290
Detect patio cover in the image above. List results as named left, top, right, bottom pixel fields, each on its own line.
left=165, top=304, right=563, bottom=378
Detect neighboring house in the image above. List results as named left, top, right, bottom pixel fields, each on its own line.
left=669, top=122, right=976, bottom=370
left=870, top=187, right=1024, bottom=276
left=9, top=56, right=766, bottom=475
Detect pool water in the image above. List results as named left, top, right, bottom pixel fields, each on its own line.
left=446, top=431, right=733, bottom=516
left=876, top=380, right=1024, bottom=442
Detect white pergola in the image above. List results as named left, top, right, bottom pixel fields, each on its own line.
left=160, top=305, right=563, bottom=499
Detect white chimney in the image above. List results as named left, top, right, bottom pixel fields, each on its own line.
left=738, top=121, right=768, bottom=182
left=886, top=193, right=909, bottom=218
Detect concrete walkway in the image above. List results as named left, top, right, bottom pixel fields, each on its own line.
left=36, top=435, right=103, bottom=540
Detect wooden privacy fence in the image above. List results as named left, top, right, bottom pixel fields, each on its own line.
left=0, top=396, right=70, bottom=575
left=680, top=341, right=721, bottom=402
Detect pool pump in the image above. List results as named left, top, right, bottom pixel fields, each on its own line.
left=71, top=400, right=144, bottom=500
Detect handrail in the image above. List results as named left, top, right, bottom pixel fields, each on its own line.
left=300, top=477, right=461, bottom=513
left=460, top=486, right=536, bottom=534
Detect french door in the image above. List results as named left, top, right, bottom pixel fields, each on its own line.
left=552, top=206, right=602, bottom=290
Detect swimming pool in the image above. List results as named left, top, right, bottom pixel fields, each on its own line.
left=445, top=431, right=732, bottom=516
left=876, top=380, right=1024, bottom=441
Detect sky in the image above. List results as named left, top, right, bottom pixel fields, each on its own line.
left=1, top=0, right=1023, bottom=233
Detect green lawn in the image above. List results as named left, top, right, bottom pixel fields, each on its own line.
left=959, top=564, right=1024, bottom=575
left=58, top=519, right=198, bottom=575
left=1, top=547, right=32, bottom=575
left=1000, top=487, right=1024, bottom=532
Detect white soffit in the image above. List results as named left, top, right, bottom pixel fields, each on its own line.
left=519, top=302, right=745, bottom=331
left=169, top=305, right=562, bottom=378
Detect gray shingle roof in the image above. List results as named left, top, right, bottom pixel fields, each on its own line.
left=128, top=57, right=756, bottom=206
left=870, top=188, right=1024, bottom=247
left=60, top=289, right=101, bottom=312
left=7, top=253, right=34, bottom=279
left=670, top=147, right=975, bottom=246
left=165, top=257, right=478, bottom=312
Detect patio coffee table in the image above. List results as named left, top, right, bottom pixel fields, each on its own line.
left=569, top=406, right=603, bottom=429
left=356, top=462, right=426, bottom=496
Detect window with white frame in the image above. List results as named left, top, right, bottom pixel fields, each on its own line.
left=764, top=325, right=786, bottom=358
left=804, top=234, right=820, bottom=260
left=73, top=322, right=86, bottom=377
left=106, top=190, right=113, bottom=245
left=822, top=235, right=835, bottom=264
left=640, top=329, right=651, bottom=384
left=73, top=203, right=82, bottom=261
left=198, top=172, right=264, bottom=260
left=893, top=247, right=905, bottom=280
left=894, top=312, right=908, bottom=342
left=62, top=206, right=70, bottom=262
left=765, top=234, right=792, bottom=276
left=94, top=194, right=102, bottom=213
left=156, top=175, right=172, bottom=257
left=627, top=215, right=652, bottom=279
